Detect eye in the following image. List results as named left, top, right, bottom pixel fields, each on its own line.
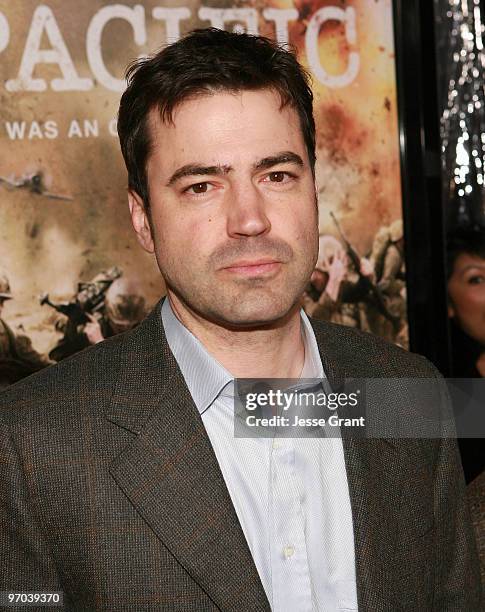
left=267, top=171, right=291, bottom=183
left=183, top=182, right=213, bottom=195
left=269, top=171, right=286, bottom=182
left=262, top=171, right=297, bottom=186
left=468, top=274, right=485, bottom=285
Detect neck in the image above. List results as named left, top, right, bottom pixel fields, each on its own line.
left=167, top=292, right=305, bottom=379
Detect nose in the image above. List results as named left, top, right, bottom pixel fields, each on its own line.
left=225, top=180, right=271, bottom=238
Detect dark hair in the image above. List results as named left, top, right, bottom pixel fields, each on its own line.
left=117, top=28, right=315, bottom=209
left=446, top=227, right=485, bottom=279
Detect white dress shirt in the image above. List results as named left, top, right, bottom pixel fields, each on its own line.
left=162, top=298, right=358, bottom=611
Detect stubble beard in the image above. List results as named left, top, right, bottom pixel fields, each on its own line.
left=164, top=255, right=315, bottom=330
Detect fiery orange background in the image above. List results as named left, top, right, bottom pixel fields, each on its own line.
left=0, top=0, right=402, bottom=353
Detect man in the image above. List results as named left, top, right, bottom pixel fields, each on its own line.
left=83, top=285, right=147, bottom=346
left=40, top=267, right=122, bottom=361
left=367, top=220, right=408, bottom=346
left=468, top=467, right=485, bottom=584
left=0, top=29, right=481, bottom=611
left=0, top=274, right=52, bottom=389
left=303, top=236, right=365, bottom=325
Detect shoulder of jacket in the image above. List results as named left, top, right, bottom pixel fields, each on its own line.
left=0, top=330, right=128, bottom=426
left=308, top=316, right=438, bottom=377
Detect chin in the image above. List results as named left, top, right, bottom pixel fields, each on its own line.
left=212, top=297, right=299, bottom=329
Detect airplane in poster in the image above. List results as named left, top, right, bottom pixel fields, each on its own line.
left=0, top=171, right=73, bottom=201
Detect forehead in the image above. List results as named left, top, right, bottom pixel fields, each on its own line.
left=452, top=253, right=485, bottom=278
left=146, top=89, right=307, bottom=173
left=453, top=252, right=485, bottom=273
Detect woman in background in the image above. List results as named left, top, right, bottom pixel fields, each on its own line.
left=447, top=228, right=485, bottom=377
left=447, top=227, right=485, bottom=483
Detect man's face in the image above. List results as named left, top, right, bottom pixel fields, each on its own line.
left=448, top=252, right=485, bottom=345
left=129, top=89, right=318, bottom=327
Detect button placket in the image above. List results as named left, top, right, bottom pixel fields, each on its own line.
left=269, top=439, right=314, bottom=612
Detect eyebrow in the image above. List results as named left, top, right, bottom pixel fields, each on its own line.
left=166, top=151, right=304, bottom=187
left=253, top=151, right=304, bottom=172
left=166, top=164, right=231, bottom=186
left=461, top=264, right=485, bottom=272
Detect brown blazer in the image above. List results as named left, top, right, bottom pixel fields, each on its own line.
left=0, top=299, right=482, bottom=611
left=468, top=470, right=485, bottom=586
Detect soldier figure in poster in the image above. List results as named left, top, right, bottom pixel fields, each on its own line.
left=40, top=266, right=122, bottom=361
left=0, top=274, right=52, bottom=388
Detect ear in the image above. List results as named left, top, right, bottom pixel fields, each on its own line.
left=448, top=302, right=455, bottom=318
left=128, top=190, right=154, bottom=254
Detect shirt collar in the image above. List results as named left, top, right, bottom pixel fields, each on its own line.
left=162, top=297, right=325, bottom=415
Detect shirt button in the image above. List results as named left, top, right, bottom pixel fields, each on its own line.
left=273, top=440, right=281, bottom=450
left=283, top=545, right=295, bottom=559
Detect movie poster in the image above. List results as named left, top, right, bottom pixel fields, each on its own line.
left=0, top=0, right=405, bottom=386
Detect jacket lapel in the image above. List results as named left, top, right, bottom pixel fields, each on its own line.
left=106, top=301, right=270, bottom=612
left=310, top=319, right=404, bottom=611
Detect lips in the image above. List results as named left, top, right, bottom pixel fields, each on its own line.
left=222, top=259, right=282, bottom=276
left=225, top=258, right=279, bottom=268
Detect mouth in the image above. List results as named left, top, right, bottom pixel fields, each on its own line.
left=221, top=259, right=282, bottom=277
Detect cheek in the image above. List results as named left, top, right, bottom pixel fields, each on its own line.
left=477, top=285, right=485, bottom=306
left=452, top=287, right=485, bottom=319
left=153, top=212, right=218, bottom=263
left=464, top=286, right=485, bottom=308
left=274, top=197, right=317, bottom=239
